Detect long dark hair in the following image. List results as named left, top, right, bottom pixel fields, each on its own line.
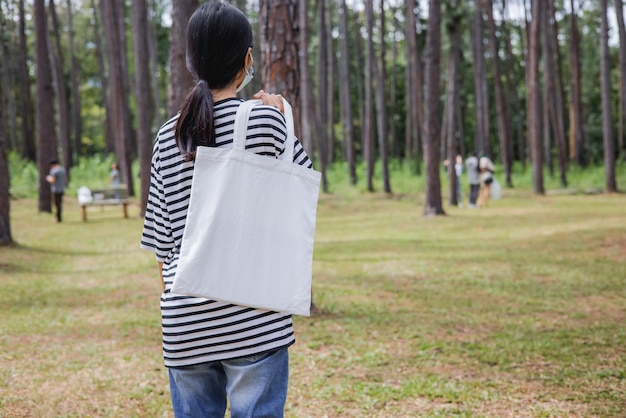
left=175, top=1, right=253, bottom=161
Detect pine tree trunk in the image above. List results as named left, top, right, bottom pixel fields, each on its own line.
left=376, top=0, right=391, bottom=194
left=66, top=0, right=82, bottom=160
left=422, top=0, right=445, bottom=216
left=545, top=0, right=568, bottom=187
left=600, top=0, right=617, bottom=192
left=364, top=0, right=375, bottom=192
left=167, top=0, right=197, bottom=116
left=35, top=0, right=58, bottom=212
left=528, top=0, right=544, bottom=194
left=18, top=0, right=35, bottom=161
left=483, top=0, right=512, bottom=186
left=101, top=0, right=134, bottom=196
left=92, top=0, right=114, bottom=154
left=446, top=5, right=462, bottom=207
left=133, top=0, right=154, bottom=217
left=568, top=0, right=585, bottom=166
left=471, top=6, right=490, bottom=156
left=338, top=0, right=357, bottom=184
left=405, top=0, right=423, bottom=171
left=298, top=0, right=315, bottom=157
left=49, top=0, right=72, bottom=170
left=614, top=0, right=626, bottom=157
left=0, top=88, right=12, bottom=245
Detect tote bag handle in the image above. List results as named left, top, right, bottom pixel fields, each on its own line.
left=232, top=98, right=296, bottom=162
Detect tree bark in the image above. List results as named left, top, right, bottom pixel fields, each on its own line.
left=471, top=5, right=490, bottom=156
left=364, top=0, right=375, bottom=192
left=66, top=0, right=82, bottom=160
left=325, top=3, right=335, bottom=166
left=133, top=0, right=154, bottom=217
left=18, top=0, right=35, bottom=161
left=0, top=84, right=12, bottom=245
left=101, top=0, right=134, bottom=196
left=376, top=0, right=391, bottom=194
left=405, top=0, right=423, bottom=171
left=545, top=0, right=568, bottom=187
left=482, top=0, right=512, bottom=186
left=49, top=0, right=72, bottom=170
left=298, top=0, right=315, bottom=157
left=422, top=0, right=445, bottom=216
left=614, top=0, right=626, bottom=157
left=312, top=0, right=329, bottom=192
left=35, top=0, right=58, bottom=212
left=167, top=0, right=197, bottom=116
left=600, top=0, right=617, bottom=192
left=92, top=0, right=114, bottom=154
left=528, top=0, right=544, bottom=194
left=568, top=0, right=585, bottom=166
left=445, top=2, right=462, bottom=207
left=338, top=0, right=357, bottom=184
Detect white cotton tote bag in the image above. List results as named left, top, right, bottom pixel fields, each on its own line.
left=171, top=99, right=321, bottom=316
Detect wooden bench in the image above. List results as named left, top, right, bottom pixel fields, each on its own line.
left=78, top=186, right=129, bottom=222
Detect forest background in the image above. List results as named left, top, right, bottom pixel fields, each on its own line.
left=1, top=0, right=626, bottom=244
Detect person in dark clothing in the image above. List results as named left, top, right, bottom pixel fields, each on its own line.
left=46, top=159, right=67, bottom=222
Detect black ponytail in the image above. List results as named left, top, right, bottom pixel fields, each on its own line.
left=176, top=80, right=215, bottom=161
left=174, top=1, right=253, bottom=161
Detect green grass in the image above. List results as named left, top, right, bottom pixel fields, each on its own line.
left=1, top=187, right=625, bottom=417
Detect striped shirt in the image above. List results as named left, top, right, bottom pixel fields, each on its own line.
left=140, top=98, right=313, bottom=367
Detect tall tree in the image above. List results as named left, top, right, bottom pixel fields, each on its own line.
left=363, top=0, right=376, bottom=192
left=0, top=5, right=17, bottom=153
left=66, top=0, right=82, bottom=160
left=422, top=0, right=445, bottom=216
left=18, top=0, right=35, bottom=161
left=471, top=4, right=490, bottom=156
left=568, top=0, right=585, bottom=165
left=501, top=0, right=524, bottom=166
left=324, top=2, right=335, bottom=166
left=313, top=0, right=329, bottom=192
left=133, top=0, right=154, bottom=217
left=614, top=0, right=626, bottom=157
left=338, top=0, right=357, bottom=184
left=600, top=0, right=617, bottom=192
left=0, top=81, right=12, bottom=246
left=376, top=0, right=391, bottom=194
left=101, top=0, right=134, bottom=196
left=482, top=0, right=512, bottom=186
left=34, top=0, right=58, bottom=212
left=545, top=0, right=568, bottom=187
left=49, top=0, right=72, bottom=170
left=528, top=0, right=544, bottom=194
left=405, top=0, right=423, bottom=169
left=167, top=0, right=197, bottom=116
left=298, top=0, right=314, bottom=156
left=92, top=0, right=114, bottom=153
left=445, top=1, right=463, bottom=207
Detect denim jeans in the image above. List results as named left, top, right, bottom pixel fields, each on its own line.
left=168, top=347, right=289, bottom=418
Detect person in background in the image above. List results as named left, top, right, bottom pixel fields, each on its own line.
left=140, top=2, right=312, bottom=416
left=465, top=154, right=480, bottom=208
left=109, top=162, right=121, bottom=199
left=46, top=159, right=67, bottom=222
left=454, top=154, right=463, bottom=207
left=478, top=155, right=495, bottom=208
left=109, top=163, right=121, bottom=187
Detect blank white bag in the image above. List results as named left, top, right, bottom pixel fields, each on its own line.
left=171, top=99, right=321, bottom=316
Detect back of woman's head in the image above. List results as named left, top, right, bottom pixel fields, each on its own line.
left=176, top=1, right=253, bottom=160
left=186, top=1, right=252, bottom=88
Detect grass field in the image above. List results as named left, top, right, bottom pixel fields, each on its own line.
left=1, top=188, right=625, bottom=417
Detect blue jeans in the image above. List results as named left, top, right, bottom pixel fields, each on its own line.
left=168, top=347, right=289, bottom=418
